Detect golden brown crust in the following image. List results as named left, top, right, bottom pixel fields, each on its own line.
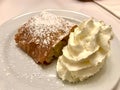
left=15, top=11, right=76, bottom=64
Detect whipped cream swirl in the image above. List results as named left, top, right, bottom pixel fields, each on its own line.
left=57, top=18, right=113, bottom=82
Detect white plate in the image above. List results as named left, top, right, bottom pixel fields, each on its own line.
left=0, top=9, right=120, bottom=90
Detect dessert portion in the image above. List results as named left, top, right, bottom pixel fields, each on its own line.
left=57, top=18, right=113, bottom=82
left=15, top=11, right=76, bottom=64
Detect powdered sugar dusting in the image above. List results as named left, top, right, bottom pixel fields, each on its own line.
left=25, top=11, right=74, bottom=47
